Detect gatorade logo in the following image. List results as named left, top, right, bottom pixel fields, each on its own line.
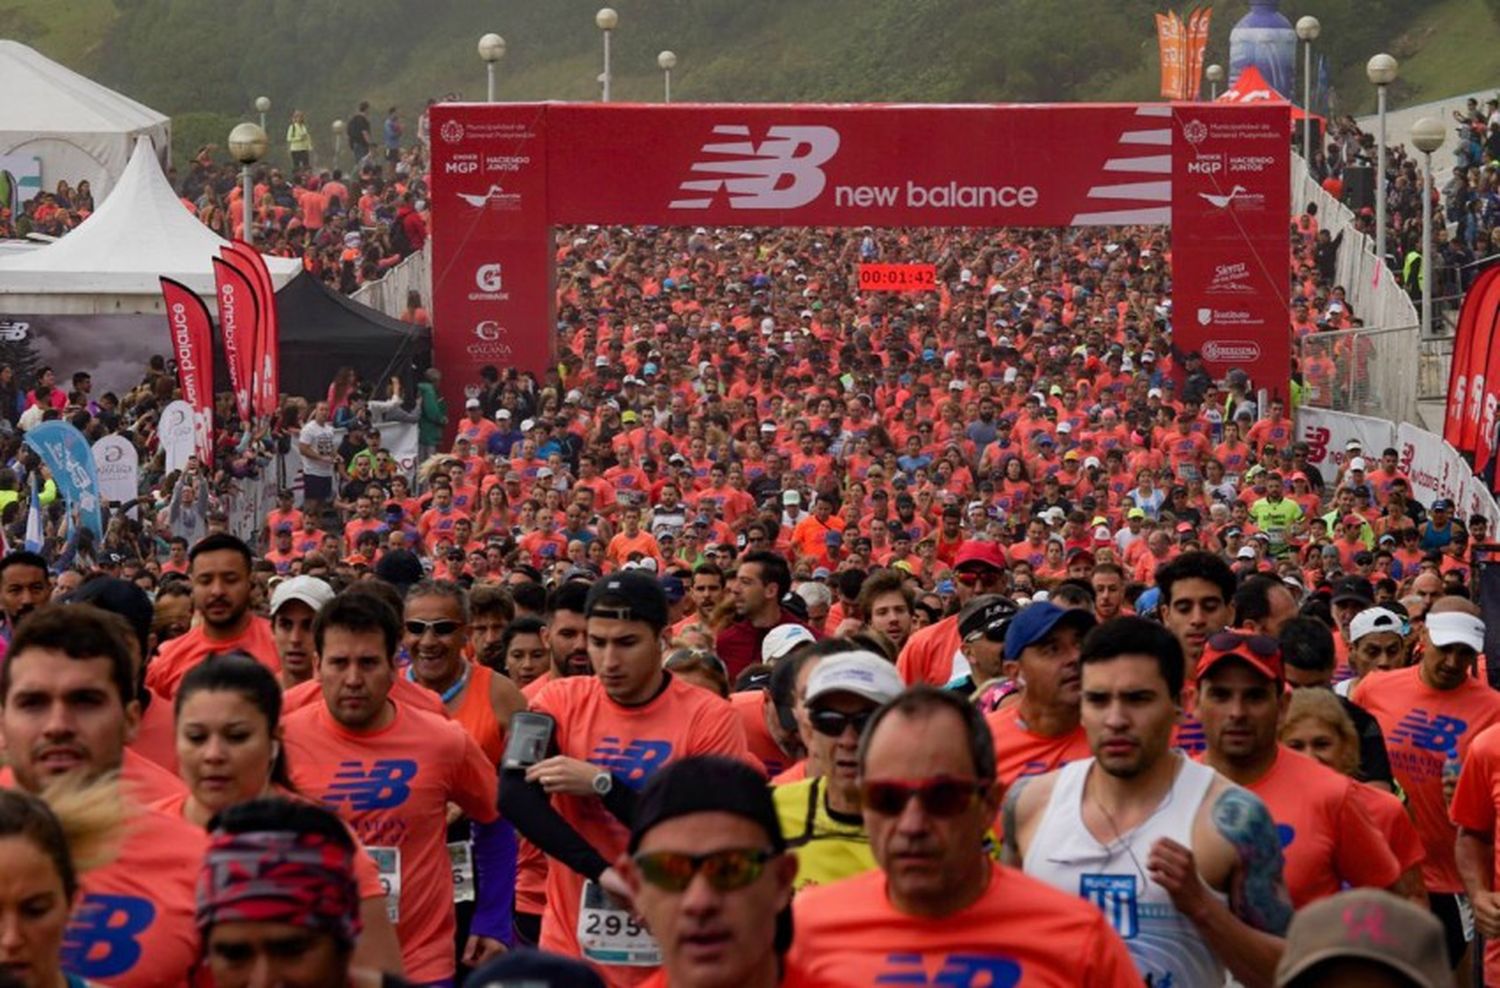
left=325, top=759, right=418, bottom=810
left=63, top=893, right=155, bottom=978
left=591, top=738, right=673, bottom=789
left=874, top=953, right=1021, bottom=987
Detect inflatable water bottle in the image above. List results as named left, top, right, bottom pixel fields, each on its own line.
left=1228, top=0, right=1296, bottom=97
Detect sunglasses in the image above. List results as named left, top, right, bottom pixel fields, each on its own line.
left=809, top=707, right=876, bottom=738
left=955, top=571, right=982, bottom=587
left=632, top=848, right=774, bottom=893
left=405, top=619, right=462, bottom=637
left=862, top=776, right=989, bottom=818
left=1205, top=630, right=1280, bottom=657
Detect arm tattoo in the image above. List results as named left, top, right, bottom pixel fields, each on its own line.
left=1211, top=787, right=1293, bottom=935
left=1000, top=778, right=1029, bottom=867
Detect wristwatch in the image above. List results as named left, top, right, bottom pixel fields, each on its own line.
left=592, top=770, right=614, bottom=796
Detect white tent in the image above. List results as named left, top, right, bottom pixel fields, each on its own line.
left=0, top=137, right=300, bottom=314
left=0, top=40, right=172, bottom=204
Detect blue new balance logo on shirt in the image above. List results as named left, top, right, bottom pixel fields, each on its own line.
left=591, top=737, right=672, bottom=789
left=325, top=759, right=418, bottom=810
left=874, top=953, right=1021, bottom=986
left=63, top=893, right=155, bottom=978
left=1387, top=710, right=1468, bottom=755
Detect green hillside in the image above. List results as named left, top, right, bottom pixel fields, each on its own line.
left=4, top=0, right=1496, bottom=165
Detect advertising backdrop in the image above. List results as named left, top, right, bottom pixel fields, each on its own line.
left=429, top=101, right=1290, bottom=415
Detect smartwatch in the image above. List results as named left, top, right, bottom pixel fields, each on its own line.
left=591, top=770, right=614, bottom=796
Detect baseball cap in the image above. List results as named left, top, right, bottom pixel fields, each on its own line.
left=1433, top=498, right=1453, bottom=511
left=761, top=623, right=816, bottom=663
left=465, top=397, right=481, bottom=410
left=496, top=408, right=512, bottom=420
left=1196, top=630, right=1284, bottom=684
left=271, top=575, right=335, bottom=616
left=953, top=540, right=1007, bottom=571
left=1274, top=889, right=1450, bottom=988
left=1349, top=606, right=1404, bottom=642
left=959, top=594, right=1020, bottom=643
left=782, top=490, right=801, bottom=505
left=1330, top=576, right=1375, bottom=606
left=1426, top=610, right=1485, bottom=652
left=1003, top=603, right=1096, bottom=662
left=1347, top=457, right=1367, bottom=472
left=657, top=575, right=685, bottom=603
left=1235, top=546, right=1257, bottom=559
left=466, top=950, right=606, bottom=988
left=1127, top=507, right=1146, bottom=520
left=586, top=572, right=669, bottom=629
left=804, top=651, right=905, bottom=706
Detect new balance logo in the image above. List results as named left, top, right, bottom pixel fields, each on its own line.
left=1388, top=710, right=1468, bottom=755
left=325, top=759, right=418, bottom=810
left=64, top=893, right=155, bottom=978
left=874, top=953, right=1022, bottom=987
left=669, top=125, right=839, bottom=210
left=591, top=737, right=673, bottom=789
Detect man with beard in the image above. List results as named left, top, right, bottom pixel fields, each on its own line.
left=718, top=551, right=811, bottom=681
left=469, top=584, right=516, bottom=670
left=1007, top=617, right=1291, bottom=988
left=269, top=576, right=335, bottom=691
left=146, top=534, right=280, bottom=698
left=402, top=580, right=526, bottom=973
left=0, top=604, right=208, bottom=987
left=533, top=581, right=596, bottom=698
left=0, top=550, right=49, bottom=657
left=857, top=570, right=915, bottom=653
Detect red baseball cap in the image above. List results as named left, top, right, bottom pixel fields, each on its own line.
left=1195, top=630, right=1284, bottom=684
left=954, top=540, right=1007, bottom=571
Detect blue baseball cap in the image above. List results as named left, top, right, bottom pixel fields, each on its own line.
left=658, top=575, right=686, bottom=603
left=1004, top=602, right=1097, bottom=662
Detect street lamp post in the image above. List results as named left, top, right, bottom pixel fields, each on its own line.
left=1295, top=16, right=1320, bottom=162
left=1412, top=117, right=1446, bottom=338
left=331, top=119, right=345, bottom=169
left=1367, top=53, right=1399, bottom=272
left=478, top=33, right=507, bottom=103
left=228, top=122, right=269, bottom=246
left=1205, top=64, right=1224, bottom=101
left=658, top=50, right=677, bottom=102
left=254, top=96, right=271, bottom=133
left=596, top=8, right=618, bottom=102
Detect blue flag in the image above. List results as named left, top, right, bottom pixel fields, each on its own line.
left=23, top=475, right=43, bottom=554
left=24, top=421, right=103, bottom=539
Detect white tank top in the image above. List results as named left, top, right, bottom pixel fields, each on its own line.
left=1024, top=754, right=1226, bottom=988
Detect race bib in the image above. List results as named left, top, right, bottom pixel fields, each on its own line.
left=577, top=880, right=660, bottom=966
left=448, top=840, right=475, bottom=904
left=369, top=847, right=401, bottom=923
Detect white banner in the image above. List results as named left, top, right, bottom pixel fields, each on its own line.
left=1296, top=408, right=1396, bottom=478
left=91, top=435, right=138, bottom=518
left=1396, top=422, right=1498, bottom=525
left=161, top=400, right=197, bottom=473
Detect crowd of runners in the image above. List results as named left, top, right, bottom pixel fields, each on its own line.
left=0, top=106, right=1491, bottom=985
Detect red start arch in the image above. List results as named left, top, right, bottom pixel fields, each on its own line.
left=428, top=102, right=1288, bottom=412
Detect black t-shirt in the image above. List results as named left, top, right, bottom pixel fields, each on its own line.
left=1340, top=693, right=1395, bottom=788
left=347, top=113, right=371, bottom=148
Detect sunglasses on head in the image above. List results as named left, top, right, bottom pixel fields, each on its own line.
left=809, top=707, right=876, bottom=738
left=632, top=848, right=774, bottom=893
left=861, top=776, right=989, bottom=818
left=405, top=619, right=462, bottom=637
left=1205, top=630, right=1280, bottom=657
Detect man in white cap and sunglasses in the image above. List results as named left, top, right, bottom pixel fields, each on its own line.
left=1354, top=595, right=1500, bottom=973
left=772, top=650, right=903, bottom=890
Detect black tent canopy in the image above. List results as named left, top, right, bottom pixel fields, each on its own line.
left=268, top=274, right=431, bottom=398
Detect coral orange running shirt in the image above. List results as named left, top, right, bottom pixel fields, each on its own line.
left=1235, top=745, right=1402, bottom=907
left=789, top=862, right=1142, bottom=987
left=985, top=705, right=1092, bottom=788
left=282, top=698, right=499, bottom=983
left=1354, top=664, right=1500, bottom=892
left=528, top=673, right=753, bottom=987
left=730, top=688, right=792, bottom=777
left=145, top=617, right=280, bottom=699
left=1448, top=722, right=1500, bottom=986
left=62, top=805, right=206, bottom=988
left=896, top=615, right=961, bottom=686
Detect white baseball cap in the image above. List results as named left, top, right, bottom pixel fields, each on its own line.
left=465, top=397, right=481, bottom=410
left=804, top=651, right=904, bottom=706
left=1349, top=606, right=1404, bottom=643
left=1348, top=457, right=1367, bottom=472
left=270, top=575, right=335, bottom=616
left=761, top=623, right=816, bottom=663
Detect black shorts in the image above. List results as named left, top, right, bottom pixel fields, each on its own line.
left=303, top=474, right=333, bottom=502
left=1428, top=891, right=1473, bottom=969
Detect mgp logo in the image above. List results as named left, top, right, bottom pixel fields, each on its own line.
left=670, top=125, right=840, bottom=210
